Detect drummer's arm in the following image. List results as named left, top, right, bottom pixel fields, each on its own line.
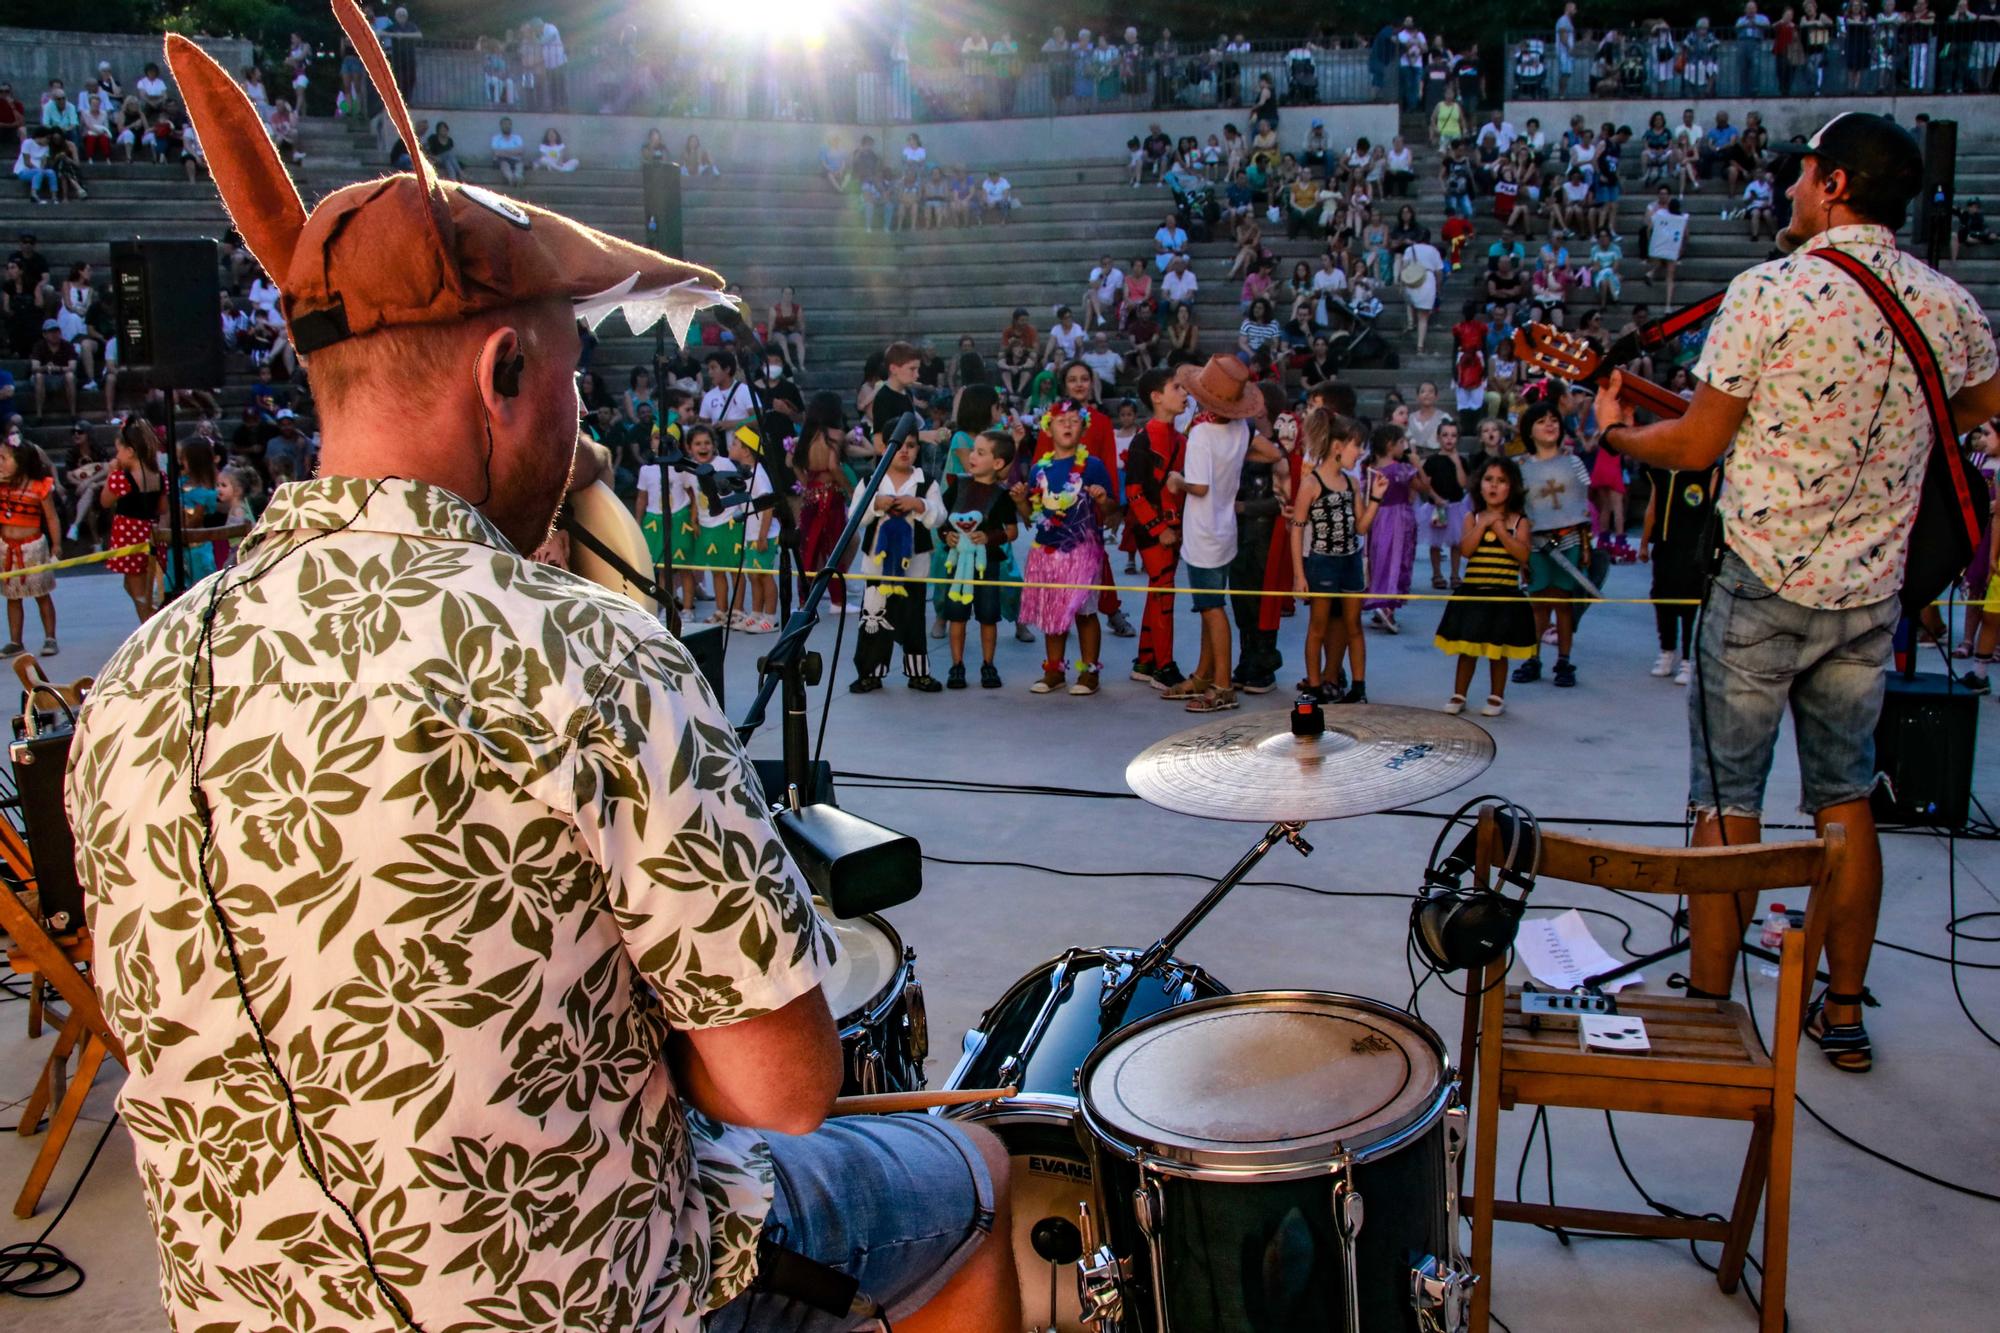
left=578, top=643, right=843, bottom=1136
left=670, top=992, right=841, bottom=1134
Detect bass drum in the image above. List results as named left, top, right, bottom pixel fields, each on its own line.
left=1077, top=992, right=1469, bottom=1333
left=821, top=912, right=927, bottom=1095
left=943, top=948, right=1227, bottom=1333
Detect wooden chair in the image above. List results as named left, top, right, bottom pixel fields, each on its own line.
left=0, top=876, right=126, bottom=1217
left=3, top=657, right=91, bottom=1041
left=1461, top=808, right=1842, bottom=1333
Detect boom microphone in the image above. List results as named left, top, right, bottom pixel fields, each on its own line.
left=886, top=411, right=922, bottom=449
left=711, top=297, right=761, bottom=351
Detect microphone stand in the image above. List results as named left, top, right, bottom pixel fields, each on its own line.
left=651, top=326, right=680, bottom=636
left=736, top=417, right=913, bottom=801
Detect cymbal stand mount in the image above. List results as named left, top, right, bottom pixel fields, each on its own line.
left=1100, top=820, right=1312, bottom=1014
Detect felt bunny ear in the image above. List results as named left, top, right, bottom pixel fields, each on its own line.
left=330, top=0, right=457, bottom=290
left=163, top=33, right=306, bottom=281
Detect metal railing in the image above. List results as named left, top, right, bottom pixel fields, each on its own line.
left=409, top=38, right=1387, bottom=121
left=1503, top=21, right=2000, bottom=101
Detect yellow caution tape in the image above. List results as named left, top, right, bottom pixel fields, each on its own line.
left=0, top=542, right=150, bottom=582
left=667, top=562, right=1709, bottom=606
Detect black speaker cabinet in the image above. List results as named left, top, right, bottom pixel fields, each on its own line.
left=110, top=238, right=225, bottom=389
left=641, top=160, right=684, bottom=259
left=1871, top=671, right=1978, bottom=829
left=680, top=620, right=726, bottom=707
left=1918, top=119, right=1958, bottom=262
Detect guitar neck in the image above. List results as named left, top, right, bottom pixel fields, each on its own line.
left=1607, top=370, right=1690, bottom=422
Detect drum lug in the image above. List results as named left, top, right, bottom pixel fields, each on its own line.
left=1074, top=1199, right=1128, bottom=1329
left=1443, top=1099, right=1470, bottom=1271
left=1410, top=1254, right=1476, bottom=1333
left=1132, top=1168, right=1169, bottom=1333
left=1331, top=1157, right=1365, bottom=1333
left=860, top=1048, right=883, bottom=1095
left=904, top=960, right=929, bottom=1067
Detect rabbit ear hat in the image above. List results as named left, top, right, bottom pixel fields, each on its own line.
left=165, top=0, right=725, bottom=356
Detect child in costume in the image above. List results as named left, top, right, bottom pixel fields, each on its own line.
left=1637, top=459, right=1719, bottom=686
left=1422, top=418, right=1470, bottom=589
left=938, top=430, right=1020, bottom=689
left=1361, top=422, right=1430, bottom=634
left=688, top=424, right=741, bottom=623
left=1435, top=455, right=1537, bottom=717
left=1289, top=409, right=1380, bottom=704
left=1124, top=367, right=1189, bottom=690
left=728, top=426, right=779, bottom=633
left=1012, top=398, right=1116, bottom=695
left=849, top=433, right=944, bottom=692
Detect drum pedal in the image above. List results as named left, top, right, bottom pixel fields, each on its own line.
left=1520, top=988, right=1616, bottom=1032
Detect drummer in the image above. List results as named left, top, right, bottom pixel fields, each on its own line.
left=64, top=11, right=1017, bottom=1333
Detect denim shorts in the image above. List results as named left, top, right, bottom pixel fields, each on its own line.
left=1304, top=550, right=1365, bottom=595
left=1187, top=560, right=1230, bottom=611
left=1687, top=549, right=1898, bottom=818
left=706, top=1114, right=993, bottom=1331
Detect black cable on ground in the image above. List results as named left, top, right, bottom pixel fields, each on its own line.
left=0, top=1111, right=117, bottom=1299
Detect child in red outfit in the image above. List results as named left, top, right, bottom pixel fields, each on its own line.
left=1124, top=368, right=1189, bottom=690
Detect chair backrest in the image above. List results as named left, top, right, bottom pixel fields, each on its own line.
left=1469, top=805, right=1844, bottom=1056
left=1484, top=818, right=1840, bottom=902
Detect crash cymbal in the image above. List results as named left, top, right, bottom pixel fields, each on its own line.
left=1126, top=704, right=1495, bottom=823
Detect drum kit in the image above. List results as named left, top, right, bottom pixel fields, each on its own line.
left=818, top=698, right=1499, bottom=1333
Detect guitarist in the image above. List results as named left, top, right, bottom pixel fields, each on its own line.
left=1594, top=113, right=2000, bottom=1074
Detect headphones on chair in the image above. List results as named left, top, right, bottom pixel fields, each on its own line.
left=1410, top=798, right=1541, bottom=974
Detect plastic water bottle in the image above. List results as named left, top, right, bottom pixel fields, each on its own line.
left=1759, top=903, right=1789, bottom=951
left=1757, top=903, right=1788, bottom=977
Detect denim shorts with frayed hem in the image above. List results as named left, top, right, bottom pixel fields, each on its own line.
left=1687, top=549, right=1897, bottom=820
left=1187, top=560, right=1230, bottom=612
left=705, top=1113, right=994, bottom=1331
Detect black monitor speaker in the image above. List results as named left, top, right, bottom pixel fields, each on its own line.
left=110, top=238, right=225, bottom=389
left=1872, top=671, right=1977, bottom=830
left=1919, top=119, right=1957, bottom=267
left=641, top=160, right=684, bottom=259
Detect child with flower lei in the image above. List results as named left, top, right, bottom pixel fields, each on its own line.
left=1009, top=399, right=1117, bottom=696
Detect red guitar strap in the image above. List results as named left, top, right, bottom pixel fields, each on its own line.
left=1811, top=247, right=1982, bottom=551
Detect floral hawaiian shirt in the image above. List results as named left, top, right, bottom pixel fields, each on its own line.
left=65, top=477, right=836, bottom=1332
left=1694, top=223, right=1999, bottom=610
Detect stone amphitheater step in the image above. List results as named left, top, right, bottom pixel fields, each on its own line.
left=10, top=133, right=2000, bottom=441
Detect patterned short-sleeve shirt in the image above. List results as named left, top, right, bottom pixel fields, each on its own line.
left=65, top=477, right=836, bottom=1333
left=1694, top=223, right=1999, bottom=609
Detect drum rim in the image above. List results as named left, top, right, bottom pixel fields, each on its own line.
left=825, top=911, right=912, bottom=1031
left=1078, top=990, right=1453, bottom=1180
left=972, top=944, right=1231, bottom=1031
left=942, top=1095, right=1088, bottom=1130
left=943, top=945, right=1230, bottom=1096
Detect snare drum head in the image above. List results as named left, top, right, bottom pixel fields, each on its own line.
left=1081, top=992, right=1445, bottom=1174
left=821, top=914, right=902, bottom=1026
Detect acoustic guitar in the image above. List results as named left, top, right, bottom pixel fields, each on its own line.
left=1511, top=324, right=1692, bottom=422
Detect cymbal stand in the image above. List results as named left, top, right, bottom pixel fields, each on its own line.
left=1100, top=820, right=1313, bottom=1014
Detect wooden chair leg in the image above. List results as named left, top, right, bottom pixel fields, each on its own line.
left=1717, top=1109, right=1771, bottom=1294
left=1467, top=979, right=1506, bottom=1333
left=13, top=1032, right=107, bottom=1219
left=16, top=1007, right=85, bottom=1139
left=1760, top=1095, right=1795, bottom=1332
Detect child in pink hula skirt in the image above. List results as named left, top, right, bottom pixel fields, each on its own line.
left=1012, top=398, right=1118, bottom=697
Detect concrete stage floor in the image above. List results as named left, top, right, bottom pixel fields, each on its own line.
left=5, top=564, right=1998, bottom=1332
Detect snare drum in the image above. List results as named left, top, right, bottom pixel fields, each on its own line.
left=821, top=913, right=927, bottom=1094
left=944, top=948, right=1228, bottom=1333
left=1077, top=992, right=1470, bottom=1333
